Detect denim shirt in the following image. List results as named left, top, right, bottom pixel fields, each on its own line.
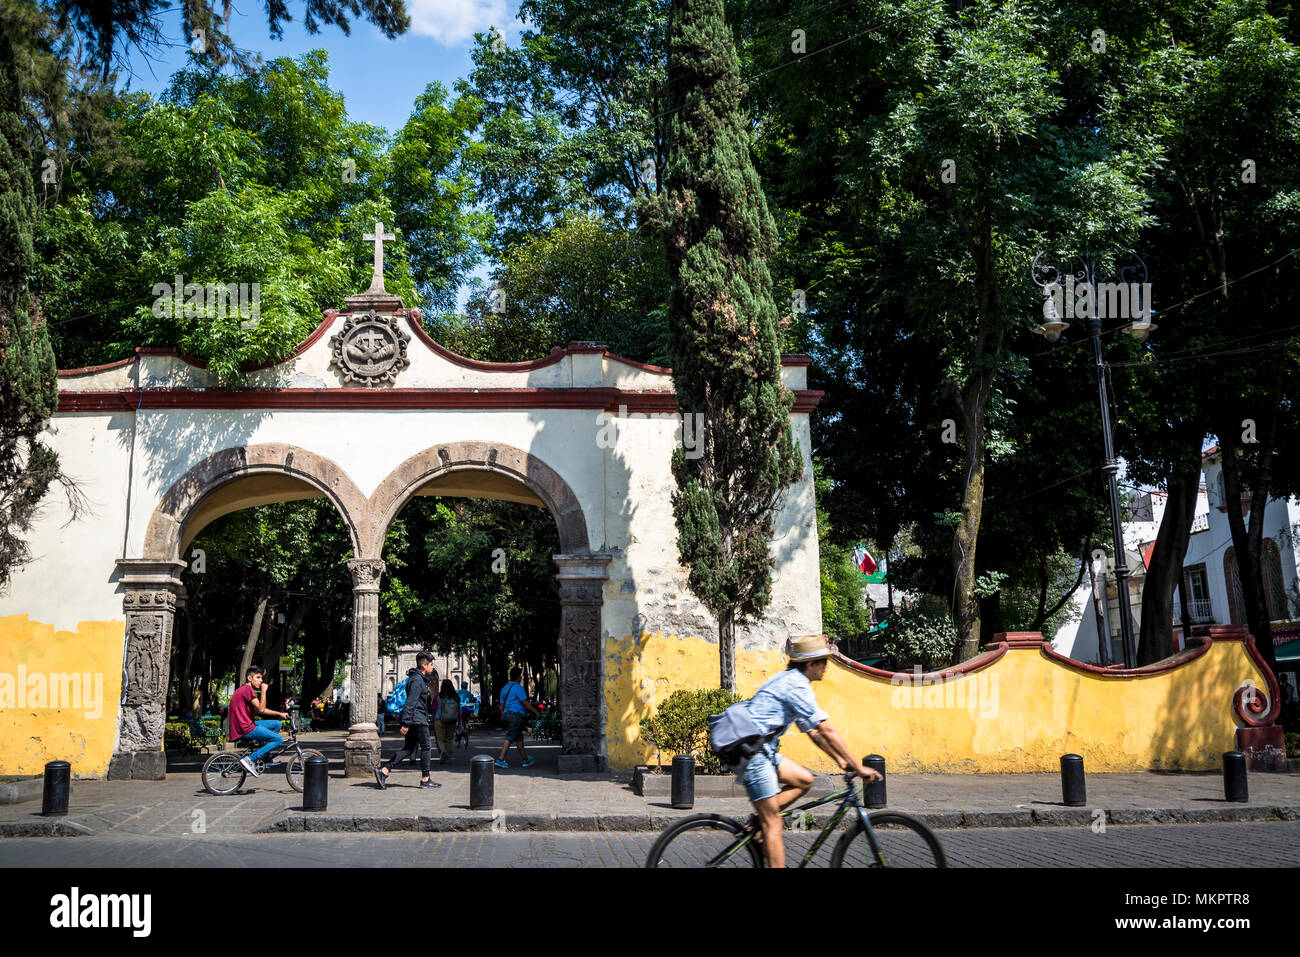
left=746, top=668, right=829, bottom=756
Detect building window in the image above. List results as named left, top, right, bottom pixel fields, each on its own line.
left=1182, top=564, right=1213, bottom=623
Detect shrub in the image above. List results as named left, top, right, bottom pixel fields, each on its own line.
left=163, top=721, right=194, bottom=751
left=878, top=597, right=959, bottom=670
left=639, top=687, right=744, bottom=774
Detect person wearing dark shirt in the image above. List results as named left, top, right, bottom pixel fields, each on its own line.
left=228, top=667, right=289, bottom=776
left=374, top=653, right=439, bottom=790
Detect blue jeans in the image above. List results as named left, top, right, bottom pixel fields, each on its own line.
left=377, top=710, right=386, bottom=733
left=242, top=719, right=284, bottom=762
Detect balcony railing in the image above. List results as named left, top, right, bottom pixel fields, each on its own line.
left=1188, top=598, right=1214, bottom=624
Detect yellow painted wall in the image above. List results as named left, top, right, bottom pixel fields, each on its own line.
left=606, top=631, right=1263, bottom=772
left=0, top=615, right=123, bottom=775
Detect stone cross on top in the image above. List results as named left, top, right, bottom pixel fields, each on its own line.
left=363, top=220, right=396, bottom=294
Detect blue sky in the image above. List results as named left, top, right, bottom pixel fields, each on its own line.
left=119, top=1, right=524, bottom=134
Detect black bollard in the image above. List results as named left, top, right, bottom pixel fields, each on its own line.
left=302, top=755, right=328, bottom=811
left=862, top=754, right=886, bottom=809
left=1060, top=753, right=1086, bottom=807
left=470, top=754, right=494, bottom=810
left=671, top=754, right=695, bottom=809
left=42, top=761, right=70, bottom=817
left=1223, top=751, right=1248, bottom=803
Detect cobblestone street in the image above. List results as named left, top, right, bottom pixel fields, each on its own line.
left=2, top=820, right=1297, bottom=868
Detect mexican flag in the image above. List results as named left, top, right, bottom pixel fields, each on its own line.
left=853, top=546, right=886, bottom=582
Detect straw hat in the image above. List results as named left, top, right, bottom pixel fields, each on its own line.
left=787, top=634, right=832, bottom=662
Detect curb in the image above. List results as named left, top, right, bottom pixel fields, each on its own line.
left=244, top=804, right=1300, bottom=835
left=0, top=818, right=94, bottom=838
left=0, top=777, right=42, bottom=806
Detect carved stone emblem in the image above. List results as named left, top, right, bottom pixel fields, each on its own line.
left=330, top=310, right=410, bottom=386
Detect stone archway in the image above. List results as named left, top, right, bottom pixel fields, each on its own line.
left=110, top=444, right=367, bottom=779
left=353, top=441, right=611, bottom=773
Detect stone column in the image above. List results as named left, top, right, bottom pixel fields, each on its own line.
left=553, top=553, right=612, bottom=773
left=344, top=557, right=385, bottom=776
left=111, top=558, right=187, bottom=780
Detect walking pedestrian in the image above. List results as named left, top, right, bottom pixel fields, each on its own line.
left=376, top=691, right=387, bottom=734
left=495, top=667, right=541, bottom=769
left=374, top=652, right=439, bottom=790
left=434, top=679, right=460, bottom=764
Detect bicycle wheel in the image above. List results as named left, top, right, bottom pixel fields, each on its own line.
left=202, top=752, right=248, bottom=796
left=286, top=749, right=327, bottom=792
left=831, top=811, right=946, bottom=868
left=644, top=814, right=764, bottom=868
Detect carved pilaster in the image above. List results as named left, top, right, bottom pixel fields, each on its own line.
left=112, top=559, right=186, bottom=779
left=553, top=553, right=612, bottom=771
left=345, top=557, right=385, bottom=775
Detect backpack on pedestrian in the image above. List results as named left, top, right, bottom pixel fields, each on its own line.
left=386, top=683, right=406, bottom=716
left=439, top=694, right=460, bottom=723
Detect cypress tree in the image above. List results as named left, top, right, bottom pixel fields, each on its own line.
left=0, top=30, right=60, bottom=591
left=658, top=0, right=802, bottom=691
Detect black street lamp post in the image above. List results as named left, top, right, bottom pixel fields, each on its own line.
left=1032, top=253, right=1156, bottom=669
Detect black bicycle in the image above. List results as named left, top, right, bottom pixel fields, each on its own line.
left=201, top=714, right=326, bottom=795
left=644, top=769, right=946, bottom=868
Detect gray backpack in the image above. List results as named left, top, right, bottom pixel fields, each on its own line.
left=708, top=701, right=775, bottom=769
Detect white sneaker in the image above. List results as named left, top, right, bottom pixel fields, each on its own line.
left=239, top=756, right=261, bottom=777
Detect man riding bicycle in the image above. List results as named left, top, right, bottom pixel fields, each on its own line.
left=741, top=634, right=882, bottom=867
left=228, top=666, right=289, bottom=776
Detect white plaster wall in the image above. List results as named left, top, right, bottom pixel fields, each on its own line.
left=0, top=413, right=135, bottom=632
left=26, top=317, right=822, bottom=656
left=122, top=407, right=610, bottom=554
left=598, top=405, right=822, bottom=651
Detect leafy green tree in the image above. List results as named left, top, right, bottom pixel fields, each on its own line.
left=435, top=211, right=668, bottom=363
left=49, top=0, right=408, bottom=76
left=745, top=0, right=1159, bottom=660
left=0, top=25, right=63, bottom=590
left=655, top=0, right=802, bottom=691
left=461, top=0, right=667, bottom=253
left=1126, top=0, right=1300, bottom=673
left=35, top=53, right=483, bottom=380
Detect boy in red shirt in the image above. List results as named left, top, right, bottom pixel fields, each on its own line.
left=228, top=667, right=289, bottom=775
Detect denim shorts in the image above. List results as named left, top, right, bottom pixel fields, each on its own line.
left=739, top=747, right=783, bottom=802
left=503, top=710, right=527, bottom=742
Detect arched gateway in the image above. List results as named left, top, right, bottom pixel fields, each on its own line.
left=0, top=272, right=825, bottom=778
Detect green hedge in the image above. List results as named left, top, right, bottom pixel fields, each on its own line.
left=163, top=721, right=194, bottom=750
left=639, top=688, right=744, bottom=774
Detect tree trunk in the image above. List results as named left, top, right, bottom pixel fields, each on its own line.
left=719, top=609, right=735, bottom=692
left=1220, top=433, right=1281, bottom=676
left=1138, top=460, right=1201, bottom=665
left=952, top=373, right=991, bottom=662
left=239, top=582, right=271, bottom=684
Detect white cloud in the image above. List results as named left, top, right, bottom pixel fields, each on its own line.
left=406, top=0, right=515, bottom=47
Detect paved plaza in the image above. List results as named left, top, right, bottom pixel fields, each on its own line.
left=2, top=730, right=1298, bottom=841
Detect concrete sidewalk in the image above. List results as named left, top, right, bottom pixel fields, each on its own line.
left=2, top=732, right=1297, bottom=838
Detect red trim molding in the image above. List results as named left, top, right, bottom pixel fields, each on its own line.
left=61, top=314, right=816, bottom=380
left=56, top=387, right=826, bottom=413
left=57, top=355, right=138, bottom=377
left=832, top=628, right=1280, bottom=706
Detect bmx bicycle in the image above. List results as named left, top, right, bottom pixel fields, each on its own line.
left=201, top=713, right=326, bottom=796
left=644, top=768, right=946, bottom=868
